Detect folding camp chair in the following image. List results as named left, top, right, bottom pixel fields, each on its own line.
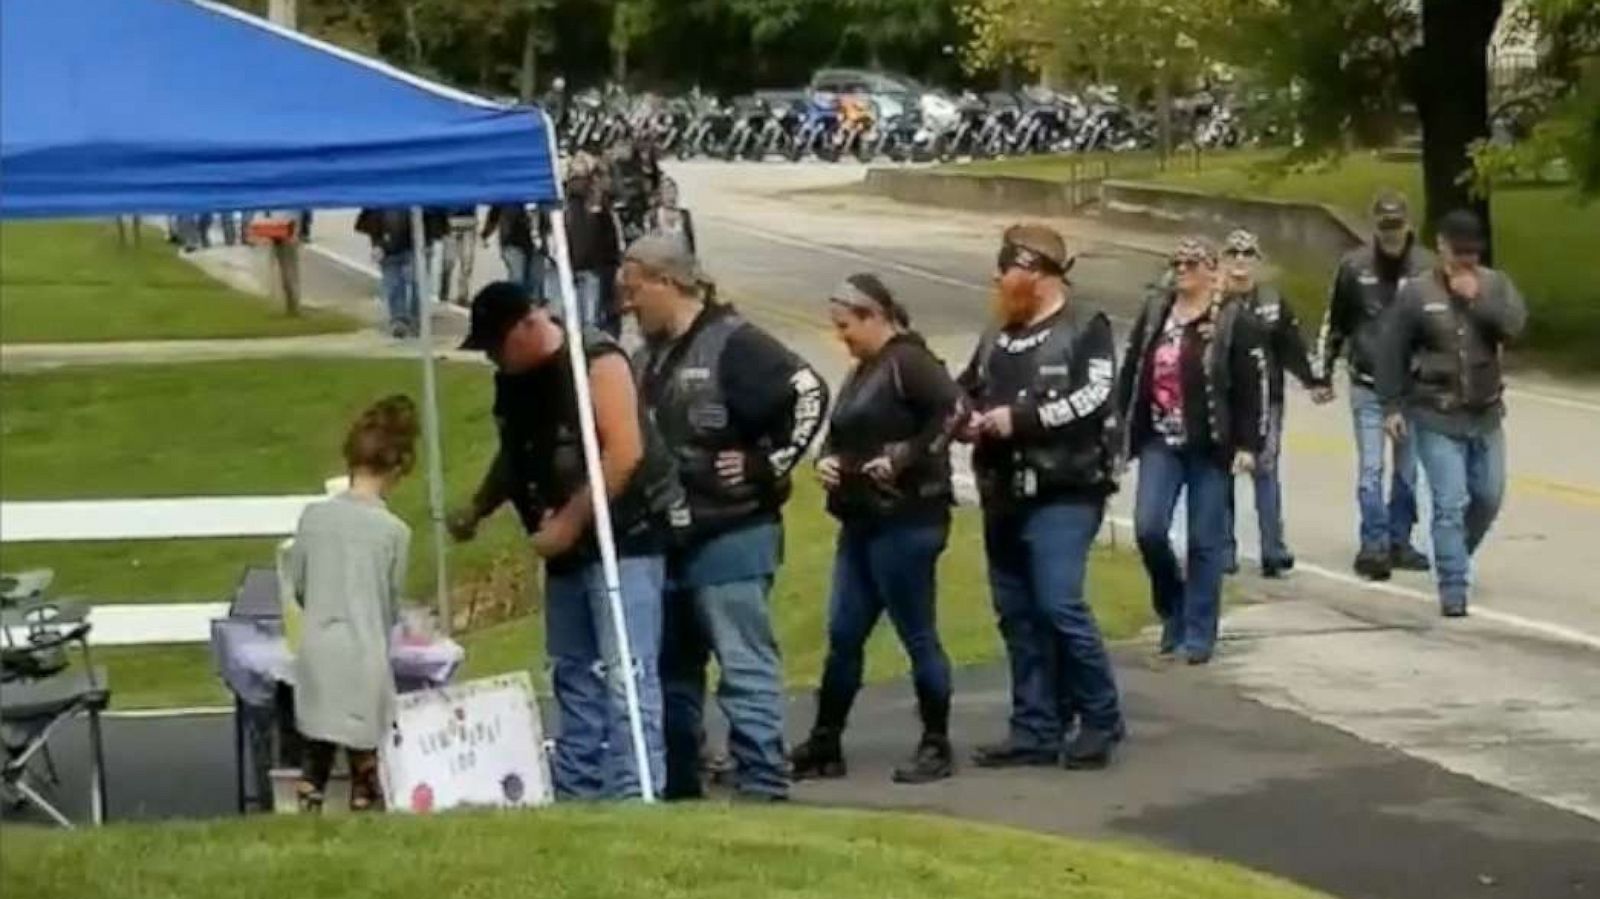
left=1, top=571, right=111, bottom=828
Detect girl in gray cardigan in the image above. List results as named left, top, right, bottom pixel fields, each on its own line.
left=288, top=395, right=417, bottom=812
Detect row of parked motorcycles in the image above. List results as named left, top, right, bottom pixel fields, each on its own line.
left=560, top=86, right=1250, bottom=164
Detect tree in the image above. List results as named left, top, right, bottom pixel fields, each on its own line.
left=609, top=0, right=655, bottom=84
left=1222, top=0, right=1418, bottom=149
left=958, top=0, right=1222, bottom=156
left=1472, top=0, right=1600, bottom=200
left=1411, top=0, right=1505, bottom=259
left=839, top=0, right=949, bottom=68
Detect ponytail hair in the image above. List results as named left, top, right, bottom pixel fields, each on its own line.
left=343, top=394, right=421, bottom=477
left=844, top=272, right=911, bottom=330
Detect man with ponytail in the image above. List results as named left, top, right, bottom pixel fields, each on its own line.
left=618, top=234, right=829, bottom=802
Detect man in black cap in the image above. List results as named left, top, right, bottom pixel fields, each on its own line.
left=1313, top=190, right=1433, bottom=581
left=1376, top=209, right=1526, bottom=617
left=617, top=233, right=828, bottom=802
left=447, top=281, right=684, bottom=800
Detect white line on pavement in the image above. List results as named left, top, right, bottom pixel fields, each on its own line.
left=107, top=707, right=233, bottom=720
left=1100, top=513, right=1600, bottom=653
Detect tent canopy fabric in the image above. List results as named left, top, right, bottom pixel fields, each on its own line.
left=0, top=0, right=559, bottom=219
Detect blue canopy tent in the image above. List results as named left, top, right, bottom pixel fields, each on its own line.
left=1, top=0, right=656, bottom=799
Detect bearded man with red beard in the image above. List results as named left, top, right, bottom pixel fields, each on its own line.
left=956, top=224, right=1126, bottom=772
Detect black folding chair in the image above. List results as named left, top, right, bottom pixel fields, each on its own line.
left=1, top=586, right=110, bottom=828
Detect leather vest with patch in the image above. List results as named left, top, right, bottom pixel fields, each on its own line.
left=971, top=306, right=1117, bottom=503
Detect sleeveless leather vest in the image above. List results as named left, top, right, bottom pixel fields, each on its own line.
left=971, top=306, right=1117, bottom=503
left=494, top=331, right=682, bottom=559
left=639, top=310, right=790, bottom=540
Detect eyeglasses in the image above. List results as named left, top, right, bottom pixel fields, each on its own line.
left=1171, top=258, right=1207, bottom=272
left=1222, top=248, right=1260, bottom=260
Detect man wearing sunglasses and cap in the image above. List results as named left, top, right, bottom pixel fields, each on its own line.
left=1314, top=191, right=1434, bottom=582
left=447, top=280, right=684, bottom=801
left=1218, top=229, right=1318, bottom=578
left=957, top=223, right=1126, bottom=770
left=618, top=234, right=829, bottom=802
left=1376, top=209, right=1526, bottom=618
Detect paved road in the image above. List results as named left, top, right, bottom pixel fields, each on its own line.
left=292, top=164, right=1600, bottom=823
left=13, top=658, right=1598, bottom=899
left=658, top=162, right=1600, bottom=824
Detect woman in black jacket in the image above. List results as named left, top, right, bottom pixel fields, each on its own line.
left=789, top=274, right=962, bottom=785
left=1117, top=237, right=1268, bottom=665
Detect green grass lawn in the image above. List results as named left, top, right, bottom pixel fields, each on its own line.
left=0, top=221, right=357, bottom=343
left=0, top=804, right=1330, bottom=899
left=950, top=151, right=1600, bottom=373
left=1, top=359, right=1153, bottom=709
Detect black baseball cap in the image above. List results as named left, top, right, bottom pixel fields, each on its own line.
left=1371, top=191, right=1410, bottom=228
left=461, top=281, right=535, bottom=353
left=1436, top=209, right=1487, bottom=253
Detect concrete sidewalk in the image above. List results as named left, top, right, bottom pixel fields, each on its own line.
left=12, top=652, right=1598, bottom=899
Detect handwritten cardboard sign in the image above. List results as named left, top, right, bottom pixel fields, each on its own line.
left=381, top=672, right=552, bottom=813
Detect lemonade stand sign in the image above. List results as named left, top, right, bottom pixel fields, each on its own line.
left=381, top=672, right=552, bottom=813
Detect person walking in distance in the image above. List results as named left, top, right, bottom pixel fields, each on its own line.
left=448, top=281, right=684, bottom=800
left=1376, top=210, right=1526, bottom=617
left=644, top=177, right=697, bottom=255
left=1118, top=237, right=1268, bottom=665
left=958, top=224, right=1127, bottom=770
left=354, top=207, right=421, bottom=338
left=618, top=235, right=829, bottom=802
left=1313, top=192, right=1433, bottom=581
left=565, top=164, right=625, bottom=334
left=790, top=274, right=961, bottom=784
left=482, top=203, right=542, bottom=295
left=1219, top=230, right=1318, bottom=577
left=438, top=206, right=478, bottom=307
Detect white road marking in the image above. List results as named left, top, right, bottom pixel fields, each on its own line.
left=1102, top=513, right=1600, bottom=653
left=107, top=707, right=232, bottom=720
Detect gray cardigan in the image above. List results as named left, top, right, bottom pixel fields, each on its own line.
left=287, top=492, right=410, bottom=750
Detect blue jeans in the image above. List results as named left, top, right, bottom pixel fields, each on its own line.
left=501, top=245, right=534, bottom=292
left=661, top=574, right=787, bottom=799
left=1225, top=403, right=1290, bottom=565
left=438, top=227, right=475, bottom=303
left=1351, top=384, right=1420, bottom=552
left=545, top=556, right=667, bottom=801
left=1412, top=425, right=1507, bottom=608
left=574, top=267, right=619, bottom=335
left=379, top=252, right=419, bottom=334
left=983, top=501, right=1123, bottom=744
left=173, top=214, right=203, bottom=251
left=1135, top=443, right=1231, bottom=659
left=217, top=212, right=239, bottom=246
left=818, top=520, right=953, bottom=733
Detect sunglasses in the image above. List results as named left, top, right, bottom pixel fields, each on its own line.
left=1222, top=248, right=1260, bottom=260
left=1171, top=258, right=1208, bottom=272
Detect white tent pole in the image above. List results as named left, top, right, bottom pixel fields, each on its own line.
left=540, top=112, right=656, bottom=802
left=409, top=207, right=451, bottom=630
